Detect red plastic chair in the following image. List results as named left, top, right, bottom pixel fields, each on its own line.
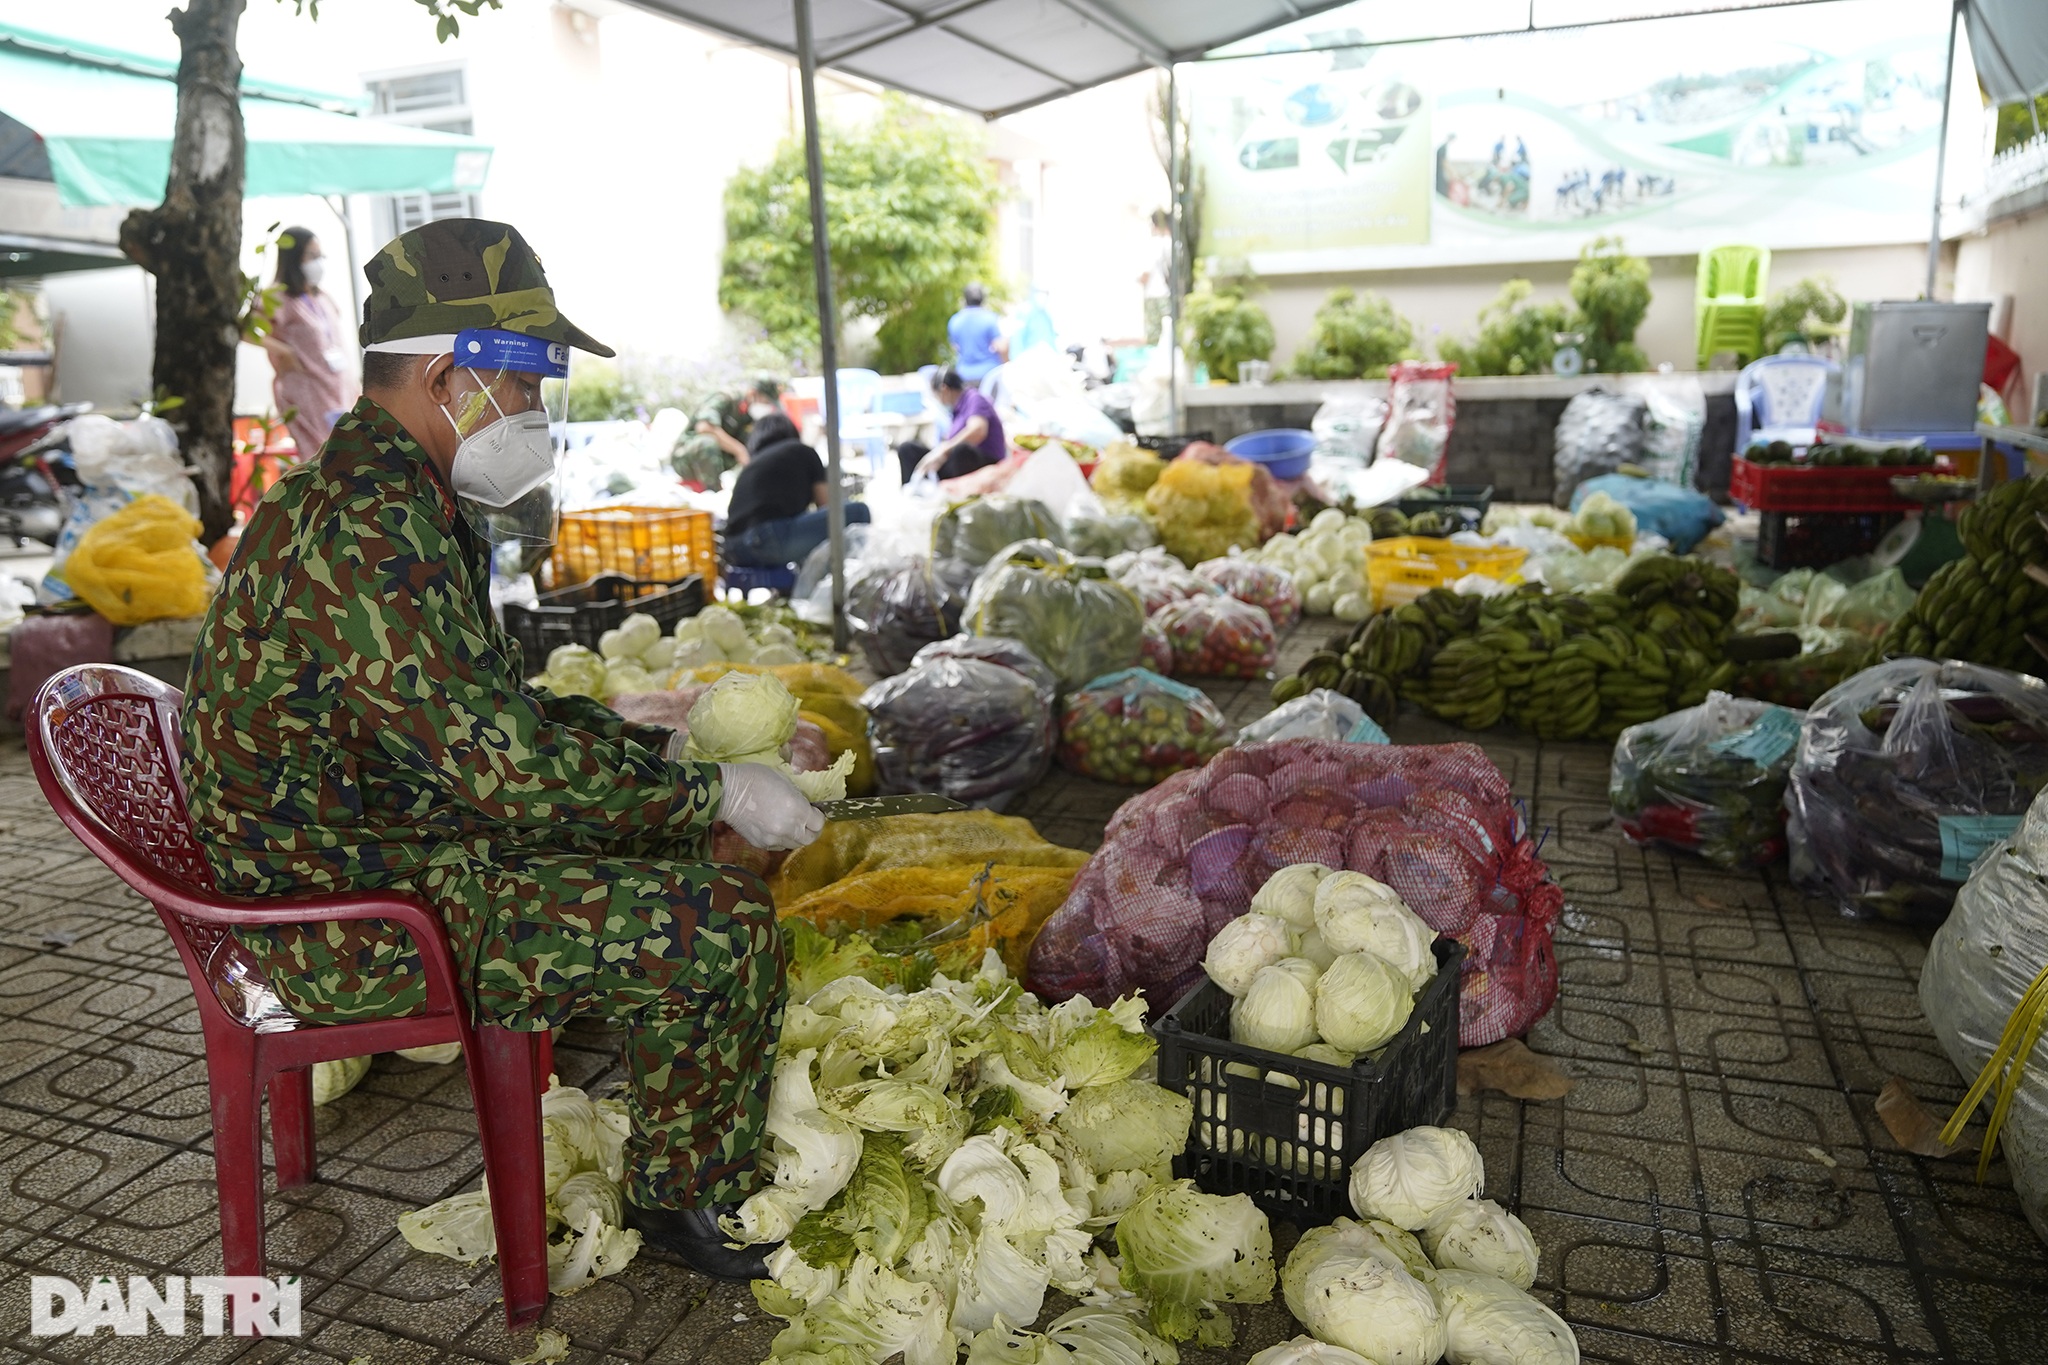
left=26, top=664, right=553, bottom=1330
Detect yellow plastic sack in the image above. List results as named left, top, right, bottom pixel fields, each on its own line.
left=63, top=494, right=210, bottom=626
left=771, top=812, right=1089, bottom=977
left=1144, top=460, right=1259, bottom=567
left=678, top=662, right=874, bottom=795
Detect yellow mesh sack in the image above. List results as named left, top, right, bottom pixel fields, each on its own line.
left=63, top=494, right=210, bottom=626
left=778, top=865, right=1079, bottom=978
left=772, top=811, right=1089, bottom=976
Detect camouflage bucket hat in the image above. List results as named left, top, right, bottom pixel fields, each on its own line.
left=359, top=218, right=614, bottom=357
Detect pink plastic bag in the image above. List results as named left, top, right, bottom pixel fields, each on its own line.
left=1027, top=738, right=1560, bottom=1046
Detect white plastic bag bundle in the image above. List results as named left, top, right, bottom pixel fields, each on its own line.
left=1921, top=788, right=2048, bottom=1243
left=1236, top=689, right=1389, bottom=746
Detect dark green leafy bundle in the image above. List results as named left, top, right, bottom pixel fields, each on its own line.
left=1436, top=280, right=1571, bottom=377
left=1291, top=287, right=1417, bottom=379
left=1569, top=236, right=1651, bottom=375
left=1183, top=289, right=1275, bottom=383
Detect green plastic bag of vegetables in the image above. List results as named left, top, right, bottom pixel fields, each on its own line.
left=965, top=539, right=1146, bottom=692
left=1611, top=692, right=1804, bottom=868
left=931, top=495, right=1063, bottom=568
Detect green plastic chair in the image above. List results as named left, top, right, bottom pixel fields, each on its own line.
left=1695, top=245, right=1771, bottom=369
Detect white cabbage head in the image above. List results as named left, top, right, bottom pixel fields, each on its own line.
left=1230, top=963, right=1321, bottom=1055
left=1314, top=952, right=1414, bottom=1053
left=1295, top=1251, right=1444, bottom=1365
left=1203, top=913, right=1298, bottom=997
left=1423, top=1198, right=1540, bottom=1289
left=1295, top=926, right=1339, bottom=971
left=1246, top=1336, right=1376, bottom=1365
left=1349, top=1125, right=1486, bottom=1229
left=1250, top=863, right=1332, bottom=929
left=1312, top=872, right=1436, bottom=989
left=1433, top=1268, right=1579, bottom=1365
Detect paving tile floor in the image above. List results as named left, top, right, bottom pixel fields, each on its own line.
left=1, top=626, right=2046, bottom=1362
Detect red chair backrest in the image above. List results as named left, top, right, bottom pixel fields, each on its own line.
left=30, top=665, right=228, bottom=961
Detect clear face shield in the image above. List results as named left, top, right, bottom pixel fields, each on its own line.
left=436, top=332, right=572, bottom=572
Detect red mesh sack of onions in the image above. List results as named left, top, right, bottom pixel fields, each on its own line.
left=1152, top=594, right=1278, bottom=679
left=1196, top=556, right=1302, bottom=630
left=1025, top=738, right=1562, bottom=1046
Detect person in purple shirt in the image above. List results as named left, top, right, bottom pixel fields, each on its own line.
left=897, top=367, right=1007, bottom=484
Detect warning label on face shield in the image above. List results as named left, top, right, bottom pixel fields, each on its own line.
left=454, top=328, right=569, bottom=378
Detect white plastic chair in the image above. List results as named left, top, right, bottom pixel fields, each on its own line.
left=1735, top=354, right=1837, bottom=452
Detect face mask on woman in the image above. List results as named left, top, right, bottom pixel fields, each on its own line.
left=301, top=257, right=327, bottom=288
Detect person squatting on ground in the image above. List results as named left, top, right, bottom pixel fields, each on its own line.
left=181, top=218, right=818, bottom=1280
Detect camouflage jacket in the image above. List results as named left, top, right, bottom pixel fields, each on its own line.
left=181, top=398, right=723, bottom=1002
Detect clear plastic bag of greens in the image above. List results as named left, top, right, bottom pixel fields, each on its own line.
left=1921, top=789, right=2048, bottom=1244
left=1822, top=567, right=1915, bottom=642
left=860, top=656, right=1055, bottom=810
left=931, top=494, right=1063, bottom=568
left=966, top=539, right=1147, bottom=691
left=1055, top=667, right=1233, bottom=785
left=1611, top=692, right=1802, bottom=868
left=1063, top=503, right=1157, bottom=559
left=1107, top=545, right=1220, bottom=616
left=1787, top=658, right=2048, bottom=923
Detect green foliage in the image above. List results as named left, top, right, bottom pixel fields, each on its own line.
left=276, top=0, right=499, bottom=40
left=1183, top=290, right=1274, bottom=382
left=720, top=96, right=1002, bottom=373
left=1761, top=275, right=1848, bottom=354
left=1994, top=96, right=2048, bottom=155
left=0, top=287, right=26, bottom=354
left=1437, top=280, right=1571, bottom=377
left=1569, top=236, right=1651, bottom=374
left=1290, top=288, right=1416, bottom=379
left=565, top=358, right=635, bottom=422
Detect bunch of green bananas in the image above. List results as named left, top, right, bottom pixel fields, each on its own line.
left=1272, top=555, right=1743, bottom=741
left=1881, top=477, right=2048, bottom=672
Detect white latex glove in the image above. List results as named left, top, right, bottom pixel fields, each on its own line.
left=717, top=762, right=825, bottom=850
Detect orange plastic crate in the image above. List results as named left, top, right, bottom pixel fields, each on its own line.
left=550, top=507, right=714, bottom=590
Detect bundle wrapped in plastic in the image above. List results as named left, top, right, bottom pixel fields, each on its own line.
left=1787, top=659, right=2048, bottom=923
left=964, top=539, right=1146, bottom=692
left=930, top=495, right=1064, bottom=568
left=1056, top=668, right=1233, bottom=786
left=1065, top=504, right=1158, bottom=559
left=846, top=555, right=974, bottom=677
left=1144, top=458, right=1262, bottom=566
left=910, top=634, right=1059, bottom=705
left=1921, top=788, right=2048, bottom=1243
left=1196, top=556, right=1302, bottom=630
left=860, top=656, right=1054, bottom=810
left=1108, top=546, right=1222, bottom=617
left=1611, top=693, right=1802, bottom=868
left=1735, top=626, right=1876, bottom=710
left=1029, top=740, right=1562, bottom=1047
left=1140, top=619, right=1174, bottom=675
left=1090, top=442, right=1165, bottom=513
left=1152, top=594, right=1277, bottom=679
left=771, top=811, right=1089, bottom=977
left=1236, top=689, right=1388, bottom=746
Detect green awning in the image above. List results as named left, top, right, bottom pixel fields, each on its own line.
left=0, top=22, right=492, bottom=208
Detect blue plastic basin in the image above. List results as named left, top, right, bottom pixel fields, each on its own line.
left=1224, top=428, right=1316, bottom=480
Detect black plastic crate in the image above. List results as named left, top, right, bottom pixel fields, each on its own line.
left=1396, top=484, right=1495, bottom=533
left=1135, top=432, right=1214, bottom=461
left=1151, top=936, right=1466, bottom=1224
left=1756, top=511, right=1902, bottom=569
left=502, top=572, right=705, bottom=664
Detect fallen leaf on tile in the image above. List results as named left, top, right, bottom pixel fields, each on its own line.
left=38, top=931, right=77, bottom=949
left=1804, top=1145, right=1838, bottom=1169
left=512, top=1328, right=570, bottom=1365
left=1876, top=1076, right=1976, bottom=1157
left=1692, top=894, right=1729, bottom=912
left=1457, top=1038, right=1575, bottom=1100
left=1623, top=1039, right=1659, bottom=1056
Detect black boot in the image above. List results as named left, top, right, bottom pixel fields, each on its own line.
left=624, top=1203, right=774, bottom=1281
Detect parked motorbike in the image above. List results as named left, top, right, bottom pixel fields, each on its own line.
left=0, top=402, right=89, bottom=547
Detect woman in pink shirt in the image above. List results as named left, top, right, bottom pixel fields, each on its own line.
left=262, top=227, right=359, bottom=456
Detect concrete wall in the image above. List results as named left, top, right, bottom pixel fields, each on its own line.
left=1253, top=243, right=1930, bottom=373
left=1954, top=206, right=2048, bottom=418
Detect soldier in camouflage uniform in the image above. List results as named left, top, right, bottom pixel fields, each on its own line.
left=181, top=219, right=822, bottom=1280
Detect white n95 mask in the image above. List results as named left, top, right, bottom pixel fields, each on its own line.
left=441, top=376, right=558, bottom=548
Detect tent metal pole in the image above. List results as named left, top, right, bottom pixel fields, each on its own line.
left=795, top=0, right=848, bottom=650
left=324, top=194, right=363, bottom=355
left=1926, top=0, right=1962, bottom=300
left=1166, top=60, right=1180, bottom=441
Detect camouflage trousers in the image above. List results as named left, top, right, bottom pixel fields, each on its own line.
left=414, top=845, right=788, bottom=1209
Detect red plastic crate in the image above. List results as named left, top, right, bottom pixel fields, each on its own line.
left=1728, top=457, right=1943, bottom=513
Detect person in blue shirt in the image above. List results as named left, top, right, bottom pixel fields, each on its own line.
left=896, top=368, right=1006, bottom=484
left=947, top=283, right=1007, bottom=385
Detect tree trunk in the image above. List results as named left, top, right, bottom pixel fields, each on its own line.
left=119, top=0, right=246, bottom=545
